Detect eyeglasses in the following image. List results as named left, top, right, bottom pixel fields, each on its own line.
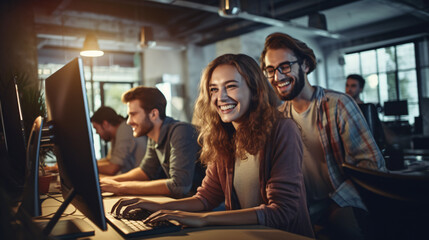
left=264, top=61, right=298, bottom=79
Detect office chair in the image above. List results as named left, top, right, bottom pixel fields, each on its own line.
left=342, top=163, right=429, bottom=240
left=358, top=103, right=407, bottom=170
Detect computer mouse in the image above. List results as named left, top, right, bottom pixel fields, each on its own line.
left=123, top=208, right=152, bottom=221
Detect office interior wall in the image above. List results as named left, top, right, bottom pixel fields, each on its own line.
left=324, top=49, right=347, bottom=92
left=185, top=44, right=216, bottom=121
left=143, top=48, right=186, bottom=87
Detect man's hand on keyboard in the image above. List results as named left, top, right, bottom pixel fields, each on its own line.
left=100, top=178, right=123, bottom=194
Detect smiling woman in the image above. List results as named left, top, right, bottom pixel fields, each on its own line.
left=110, top=54, right=314, bottom=238
left=197, top=54, right=280, bottom=161
left=208, top=64, right=251, bottom=129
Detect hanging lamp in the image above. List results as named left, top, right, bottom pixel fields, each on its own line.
left=80, top=33, right=104, bottom=57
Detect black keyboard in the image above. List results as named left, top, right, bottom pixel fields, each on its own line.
left=106, top=209, right=181, bottom=238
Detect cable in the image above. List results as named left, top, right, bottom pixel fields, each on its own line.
left=34, top=193, right=80, bottom=220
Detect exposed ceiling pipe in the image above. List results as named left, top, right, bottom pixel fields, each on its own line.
left=147, top=0, right=341, bottom=39
left=375, top=0, right=429, bottom=20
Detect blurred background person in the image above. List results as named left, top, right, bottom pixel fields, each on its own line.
left=91, top=106, right=147, bottom=176
left=99, top=87, right=204, bottom=198
left=345, top=74, right=365, bottom=104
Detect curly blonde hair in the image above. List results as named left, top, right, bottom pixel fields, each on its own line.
left=194, top=54, right=281, bottom=165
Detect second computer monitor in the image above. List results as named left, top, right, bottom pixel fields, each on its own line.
left=44, top=57, right=107, bottom=232
left=384, top=100, right=408, bottom=117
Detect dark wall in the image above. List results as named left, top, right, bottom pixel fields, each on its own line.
left=0, top=0, right=38, bottom=88
left=0, top=0, right=38, bottom=201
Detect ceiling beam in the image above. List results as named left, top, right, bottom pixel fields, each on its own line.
left=194, top=21, right=268, bottom=46
left=149, top=0, right=341, bottom=44
left=323, top=21, right=429, bottom=50
left=273, top=0, right=361, bottom=20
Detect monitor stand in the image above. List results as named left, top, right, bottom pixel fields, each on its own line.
left=36, top=219, right=94, bottom=239
left=39, top=188, right=95, bottom=239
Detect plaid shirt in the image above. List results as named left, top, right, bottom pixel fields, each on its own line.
left=279, top=86, right=386, bottom=210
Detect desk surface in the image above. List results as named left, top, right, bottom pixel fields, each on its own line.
left=403, top=148, right=429, bottom=156
left=38, top=194, right=313, bottom=240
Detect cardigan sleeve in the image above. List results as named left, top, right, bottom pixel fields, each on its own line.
left=254, top=119, right=310, bottom=233
left=194, top=162, right=226, bottom=210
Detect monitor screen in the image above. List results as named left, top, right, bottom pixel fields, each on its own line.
left=384, top=100, right=408, bottom=116
left=44, top=57, right=107, bottom=232
left=0, top=77, right=27, bottom=199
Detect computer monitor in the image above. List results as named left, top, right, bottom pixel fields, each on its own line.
left=384, top=100, right=408, bottom=116
left=358, top=103, right=386, bottom=150
left=0, top=76, right=27, bottom=200
left=41, top=57, right=107, bottom=237
left=18, top=116, right=44, bottom=217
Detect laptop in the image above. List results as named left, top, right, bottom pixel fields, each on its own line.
left=103, top=197, right=181, bottom=238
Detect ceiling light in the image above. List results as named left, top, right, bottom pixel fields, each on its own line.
left=219, top=0, right=240, bottom=17
left=140, top=27, right=155, bottom=48
left=80, top=33, right=104, bottom=57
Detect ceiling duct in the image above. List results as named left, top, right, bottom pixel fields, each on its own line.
left=148, top=0, right=341, bottom=39
left=308, top=13, right=327, bottom=30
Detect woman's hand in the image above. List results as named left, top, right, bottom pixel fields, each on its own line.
left=145, top=210, right=207, bottom=228
left=111, top=198, right=162, bottom=216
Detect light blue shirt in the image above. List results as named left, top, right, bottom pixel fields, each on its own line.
left=109, top=121, right=147, bottom=173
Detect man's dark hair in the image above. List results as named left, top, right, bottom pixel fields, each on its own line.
left=121, top=86, right=167, bottom=120
left=260, top=32, right=317, bottom=74
left=347, top=74, right=366, bottom=89
left=90, top=106, right=124, bottom=126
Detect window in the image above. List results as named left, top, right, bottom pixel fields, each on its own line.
left=39, top=63, right=141, bottom=160
left=345, top=42, right=419, bottom=124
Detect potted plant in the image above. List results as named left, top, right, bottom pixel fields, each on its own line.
left=15, top=73, right=55, bottom=194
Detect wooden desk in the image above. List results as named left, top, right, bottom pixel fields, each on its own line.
left=38, top=194, right=313, bottom=240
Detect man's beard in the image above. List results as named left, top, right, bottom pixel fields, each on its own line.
left=102, top=135, right=112, bottom=142
left=347, top=91, right=359, bottom=100
left=100, top=127, right=112, bottom=142
left=136, top=115, right=154, bottom=137
left=274, top=68, right=306, bottom=101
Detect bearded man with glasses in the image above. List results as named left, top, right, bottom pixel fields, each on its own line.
left=260, top=32, right=386, bottom=240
